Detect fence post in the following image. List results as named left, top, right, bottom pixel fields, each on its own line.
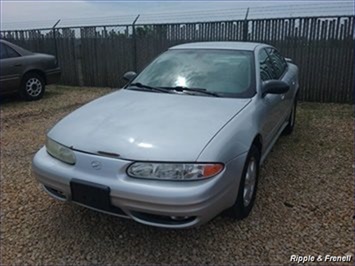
left=52, top=19, right=61, bottom=58
left=243, top=8, right=249, bottom=41
left=74, top=38, right=84, bottom=86
left=132, top=15, right=140, bottom=72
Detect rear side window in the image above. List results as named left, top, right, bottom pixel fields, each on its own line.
left=0, top=43, right=6, bottom=59
left=259, top=49, right=277, bottom=81
left=6, top=45, right=20, bottom=58
left=0, top=43, right=20, bottom=59
left=266, top=48, right=287, bottom=79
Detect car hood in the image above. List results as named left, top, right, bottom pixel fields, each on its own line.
left=48, top=90, right=251, bottom=161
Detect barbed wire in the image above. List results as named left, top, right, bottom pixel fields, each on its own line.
left=1, top=3, right=353, bottom=30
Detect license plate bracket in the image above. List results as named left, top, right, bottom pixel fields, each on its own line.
left=70, top=179, right=111, bottom=211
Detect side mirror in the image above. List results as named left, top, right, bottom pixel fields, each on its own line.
left=262, top=80, right=290, bottom=96
left=123, top=71, right=137, bottom=82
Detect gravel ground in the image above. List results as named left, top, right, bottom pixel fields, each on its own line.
left=1, top=85, right=354, bottom=265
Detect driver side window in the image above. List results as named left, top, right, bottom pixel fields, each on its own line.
left=266, top=48, right=287, bottom=79
left=259, top=48, right=276, bottom=81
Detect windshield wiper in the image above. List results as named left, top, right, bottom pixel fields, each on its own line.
left=161, top=86, right=220, bottom=97
left=128, top=82, right=171, bottom=93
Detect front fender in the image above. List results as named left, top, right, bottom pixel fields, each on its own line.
left=197, top=100, right=259, bottom=163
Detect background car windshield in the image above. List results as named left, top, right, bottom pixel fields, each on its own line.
left=133, top=49, right=255, bottom=97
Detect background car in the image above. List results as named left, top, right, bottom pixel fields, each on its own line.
left=33, top=42, right=299, bottom=228
left=0, top=39, right=61, bottom=101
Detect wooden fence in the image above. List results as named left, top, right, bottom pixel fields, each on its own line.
left=1, top=15, right=354, bottom=103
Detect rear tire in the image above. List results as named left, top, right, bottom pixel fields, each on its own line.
left=226, top=145, right=260, bottom=219
left=20, top=73, right=45, bottom=101
left=283, top=96, right=298, bottom=135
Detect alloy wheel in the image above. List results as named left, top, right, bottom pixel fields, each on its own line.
left=243, top=157, right=257, bottom=207
left=26, top=78, right=43, bottom=97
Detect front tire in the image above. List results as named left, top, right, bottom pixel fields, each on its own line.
left=20, top=73, right=45, bottom=101
left=283, top=97, right=297, bottom=135
left=227, top=145, right=260, bottom=219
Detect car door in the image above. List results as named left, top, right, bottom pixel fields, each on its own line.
left=266, top=48, right=293, bottom=123
left=258, top=48, right=285, bottom=151
left=0, top=42, right=23, bottom=95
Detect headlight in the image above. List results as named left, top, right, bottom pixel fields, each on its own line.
left=45, top=137, right=76, bottom=165
left=127, top=162, right=224, bottom=180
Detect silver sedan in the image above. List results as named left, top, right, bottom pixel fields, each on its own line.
left=32, top=42, right=299, bottom=228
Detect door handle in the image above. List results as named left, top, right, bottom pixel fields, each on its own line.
left=13, top=64, right=22, bottom=67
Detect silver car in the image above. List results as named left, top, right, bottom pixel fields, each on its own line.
left=32, top=42, right=299, bottom=228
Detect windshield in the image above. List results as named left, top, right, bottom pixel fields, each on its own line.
left=132, top=49, right=255, bottom=98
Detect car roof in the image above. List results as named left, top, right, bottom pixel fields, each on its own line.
left=0, top=39, right=19, bottom=47
left=169, top=41, right=266, bottom=51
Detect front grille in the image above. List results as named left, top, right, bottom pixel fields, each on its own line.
left=105, top=204, right=126, bottom=216
left=44, top=185, right=66, bottom=199
left=131, top=211, right=196, bottom=225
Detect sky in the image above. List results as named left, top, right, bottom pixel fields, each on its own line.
left=1, top=0, right=354, bottom=30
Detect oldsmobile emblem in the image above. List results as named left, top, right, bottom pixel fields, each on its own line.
left=91, top=161, right=102, bottom=170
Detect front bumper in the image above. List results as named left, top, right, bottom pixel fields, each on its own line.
left=32, top=147, right=247, bottom=228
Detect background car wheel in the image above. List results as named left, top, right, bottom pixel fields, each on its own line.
left=20, top=73, right=45, bottom=101
left=226, top=145, right=260, bottom=219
